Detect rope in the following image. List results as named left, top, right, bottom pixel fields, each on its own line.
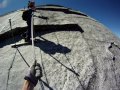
left=32, top=8, right=47, bottom=89
left=31, top=12, right=36, bottom=63
left=35, top=10, right=50, bottom=89
left=8, top=1, right=44, bottom=89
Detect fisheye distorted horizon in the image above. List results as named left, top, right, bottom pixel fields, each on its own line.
left=0, top=0, right=120, bottom=38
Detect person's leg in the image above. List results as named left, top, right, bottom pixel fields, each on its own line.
left=26, top=19, right=31, bottom=41
left=21, top=31, right=27, bottom=38
left=25, top=9, right=33, bottom=42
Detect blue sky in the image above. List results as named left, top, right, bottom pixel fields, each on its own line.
left=0, top=0, right=120, bottom=38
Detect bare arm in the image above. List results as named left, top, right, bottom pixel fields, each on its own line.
left=22, top=61, right=42, bottom=90
left=22, top=80, right=34, bottom=90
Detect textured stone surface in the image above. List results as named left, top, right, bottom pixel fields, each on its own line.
left=0, top=5, right=120, bottom=90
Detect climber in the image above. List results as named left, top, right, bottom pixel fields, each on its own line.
left=21, top=0, right=48, bottom=42
left=22, top=61, right=42, bottom=90
left=21, top=0, right=36, bottom=42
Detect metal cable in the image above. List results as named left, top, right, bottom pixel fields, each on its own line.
left=9, top=18, right=30, bottom=67
left=6, top=49, right=17, bottom=90
left=17, top=48, right=30, bottom=67
left=42, top=10, right=85, bottom=89
left=53, top=31, right=85, bottom=89
left=9, top=19, right=16, bottom=45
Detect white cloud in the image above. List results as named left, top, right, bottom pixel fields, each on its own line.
left=0, top=0, right=10, bottom=8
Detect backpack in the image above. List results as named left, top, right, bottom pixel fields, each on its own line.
left=22, top=10, right=29, bottom=21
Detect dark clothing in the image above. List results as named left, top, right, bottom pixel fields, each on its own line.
left=26, top=9, right=33, bottom=40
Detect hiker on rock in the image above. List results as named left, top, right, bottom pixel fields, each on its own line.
left=22, top=61, right=42, bottom=90
left=21, top=0, right=35, bottom=42
left=21, top=0, right=48, bottom=42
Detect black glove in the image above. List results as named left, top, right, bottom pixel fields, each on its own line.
left=38, top=16, right=48, bottom=20
left=24, top=61, right=42, bottom=86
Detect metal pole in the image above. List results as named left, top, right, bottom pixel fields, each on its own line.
left=9, top=19, right=14, bottom=41
left=31, top=12, right=36, bottom=63
left=9, top=19, right=17, bottom=47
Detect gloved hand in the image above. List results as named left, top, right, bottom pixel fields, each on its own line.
left=24, top=61, right=42, bottom=86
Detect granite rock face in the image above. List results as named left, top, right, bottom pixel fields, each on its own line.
left=0, top=5, right=120, bottom=90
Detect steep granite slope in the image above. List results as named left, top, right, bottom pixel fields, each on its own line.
left=0, top=5, right=120, bottom=90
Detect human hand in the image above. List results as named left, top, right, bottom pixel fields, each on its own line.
left=24, top=61, right=42, bottom=86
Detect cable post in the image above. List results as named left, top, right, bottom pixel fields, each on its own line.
left=9, top=19, right=14, bottom=40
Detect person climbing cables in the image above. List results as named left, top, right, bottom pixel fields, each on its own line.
left=21, top=0, right=48, bottom=42
left=21, top=0, right=36, bottom=42
left=22, top=61, right=42, bottom=90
